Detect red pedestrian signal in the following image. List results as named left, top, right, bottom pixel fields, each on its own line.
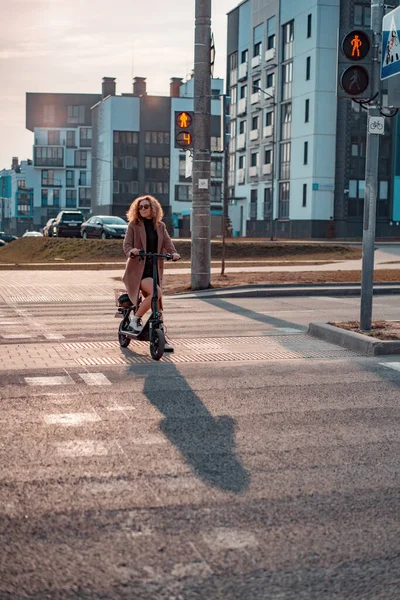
left=337, top=28, right=373, bottom=99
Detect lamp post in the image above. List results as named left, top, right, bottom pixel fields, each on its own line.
left=253, top=85, right=276, bottom=241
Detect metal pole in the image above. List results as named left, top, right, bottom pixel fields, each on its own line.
left=191, top=0, right=212, bottom=290
left=360, top=0, right=384, bottom=330
left=270, top=105, right=275, bottom=241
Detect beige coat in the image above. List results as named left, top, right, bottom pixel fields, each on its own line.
left=122, top=220, right=177, bottom=309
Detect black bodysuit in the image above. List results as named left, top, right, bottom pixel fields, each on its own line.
left=141, top=218, right=158, bottom=280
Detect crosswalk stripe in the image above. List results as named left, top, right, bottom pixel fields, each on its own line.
left=78, top=373, right=112, bottom=386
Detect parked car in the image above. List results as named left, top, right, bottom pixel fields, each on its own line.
left=0, top=239, right=6, bottom=248
left=22, top=231, right=43, bottom=237
left=43, top=218, right=56, bottom=237
left=0, top=232, right=18, bottom=243
left=81, top=215, right=128, bottom=239
left=52, top=210, right=84, bottom=238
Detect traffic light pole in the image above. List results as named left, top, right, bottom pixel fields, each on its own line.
left=360, top=0, right=384, bottom=330
left=191, top=0, right=212, bottom=290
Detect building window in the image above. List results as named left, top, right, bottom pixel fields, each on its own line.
left=145, top=131, right=170, bottom=144
left=354, top=4, right=371, bottom=27
left=348, top=179, right=365, bottom=218
left=253, top=41, right=261, bottom=58
left=66, top=190, right=77, bottom=208
left=66, top=131, right=76, bottom=147
left=251, top=152, right=258, bottom=167
left=17, top=180, right=26, bottom=189
left=79, top=171, right=87, bottom=186
left=252, top=78, right=260, bottom=94
left=113, top=181, right=120, bottom=194
left=307, top=14, right=312, bottom=38
left=378, top=180, right=389, bottom=218
left=41, top=189, right=48, bottom=206
left=282, top=21, right=294, bottom=62
left=250, top=189, right=258, bottom=219
left=176, top=185, right=192, bottom=201
left=17, top=191, right=32, bottom=217
left=252, top=115, right=259, bottom=130
left=280, top=142, right=291, bottom=179
left=238, top=155, right=245, bottom=170
left=43, top=105, right=56, bottom=124
left=266, top=72, right=275, bottom=89
left=41, top=170, right=56, bottom=186
left=34, top=147, right=63, bottom=167
left=211, top=136, right=221, bottom=151
left=306, top=56, right=311, bottom=80
left=239, top=120, right=246, bottom=135
left=79, top=188, right=91, bottom=207
left=66, top=170, right=74, bottom=187
left=264, top=187, right=272, bottom=218
left=211, top=158, right=223, bottom=178
left=145, top=156, right=169, bottom=170
left=282, top=62, right=293, bottom=100
left=229, top=52, right=238, bottom=71
left=145, top=182, right=168, bottom=195
left=241, top=49, right=248, bottom=64
left=240, top=85, right=247, bottom=99
left=67, top=105, right=85, bottom=124
left=267, top=16, right=276, bottom=48
left=211, top=182, right=222, bottom=202
left=264, top=148, right=272, bottom=164
left=266, top=111, right=274, bottom=127
left=281, top=103, right=292, bottom=140
left=113, top=131, right=139, bottom=144
left=279, top=182, right=290, bottom=218
left=267, top=34, right=275, bottom=50
left=53, top=189, right=60, bottom=206
left=48, top=130, right=60, bottom=145
left=303, top=141, right=308, bottom=165
left=74, top=150, right=87, bottom=168
left=302, top=183, right=307, bottom=207
left=80, top=128, right=92, bottom=147
left=351, top=136, right=366, bottom=157
left=305, top=99, right=310, bottom=123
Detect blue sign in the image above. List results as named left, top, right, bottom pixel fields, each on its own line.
left=381, top=6, right=400, bottom=80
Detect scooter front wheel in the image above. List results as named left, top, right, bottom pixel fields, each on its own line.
left=150, top=328, right=165, bottom=360
left=118, top=322, right=131, bottom=348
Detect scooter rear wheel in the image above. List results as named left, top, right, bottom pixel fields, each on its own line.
left=118, top=322, right=131, bottom=348
left=150, top=328, right=165, bottom=360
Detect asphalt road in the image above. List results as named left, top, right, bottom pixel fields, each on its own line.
left=0, top=289, right=400, bottom=599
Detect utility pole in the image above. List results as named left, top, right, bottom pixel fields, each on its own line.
left=360, top=0, right=385, bottom=330
left=191, top=0, right=212, bottom=290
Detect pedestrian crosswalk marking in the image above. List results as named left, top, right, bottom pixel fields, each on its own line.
left=44, top=413, right=101, bottom=425
left=44, top=333, right=65, bottom=340
left=78, top=372, right=112, bottom=386
left=25, top=375, right=74, bottom=386
left=379, top=361, right=400, bottom=372
left=203, top=528, right=259, bottom=550
left=56, top=440, right=108, bottom=456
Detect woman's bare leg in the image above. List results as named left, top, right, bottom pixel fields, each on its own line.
left=135, top=278, right=162, bottom=318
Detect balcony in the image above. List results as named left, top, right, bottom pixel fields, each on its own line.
left=237, top=133, right=246, bottom=150
left=230, top=103, right=237, bottom=119
left=249, top=129, right=259, bottom=141
left=249, top=166, right=258, bottom=178
left=238, top=62, right=248, bottom=81
left=265, top=47, right=276, bottom=63
left=251, top=55, right=261, bottom=70
left=229, top=138, right=236, bottom=154
left=230, top=68, right=238, bottom=86
left=237, top=98, right=247, bottom=116
left=250, top=91, right=260, bottom=105
left=264, top=87, right=275, bottom=102
left=79, top=139, right=92, bottom=148
left=263, top=125, right=273, bottom=138
left=262, top=163, right=272, bottom=176
left=237, top=169, right=245, bottom=184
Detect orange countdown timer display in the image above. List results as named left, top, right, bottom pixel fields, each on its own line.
left=176, top=131, right=193, bottom=147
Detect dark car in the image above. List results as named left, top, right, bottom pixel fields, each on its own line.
left=43, top=218, right=56, bottom=237
left=0, top=232, right=18, bottom=243
left=52, top=211, right=84, bottom=238
left=81, top=216, right=128, bottom=239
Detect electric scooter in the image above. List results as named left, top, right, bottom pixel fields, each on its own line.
left=117, top=250, right=175, bottom=361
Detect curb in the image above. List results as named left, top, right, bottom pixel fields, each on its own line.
left=173, top=282, right=400, bottom=300
left=308, top=322, right=400, bottom=356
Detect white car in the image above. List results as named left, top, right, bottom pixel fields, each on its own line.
left=22, top=231, right=43, bottom=237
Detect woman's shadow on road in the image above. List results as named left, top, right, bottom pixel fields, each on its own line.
left=130, top=363, right=249, bottom=494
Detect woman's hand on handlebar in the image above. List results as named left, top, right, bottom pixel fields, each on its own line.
left=172, top=253, right=180, bottom=261
left=130, top=248, right=140, bottom=257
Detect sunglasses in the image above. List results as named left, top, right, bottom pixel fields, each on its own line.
left=139, top=204, right=150, bottom=210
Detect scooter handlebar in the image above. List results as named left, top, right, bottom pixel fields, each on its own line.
left=131, top=250, right=180, bottom=261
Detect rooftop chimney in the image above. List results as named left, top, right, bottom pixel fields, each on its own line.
left=102, top=77, right=116, bottom=99
left=133, top=77, right=147, bottom=97
left=170, top=77, right=183, bottom=98
left=11, top=157, right=19, bottom=170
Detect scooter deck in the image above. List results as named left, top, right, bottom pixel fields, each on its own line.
left=136, top=319, right=150, bottom=342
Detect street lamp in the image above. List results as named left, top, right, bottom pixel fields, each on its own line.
left=253, top=85, right=276, bottom=241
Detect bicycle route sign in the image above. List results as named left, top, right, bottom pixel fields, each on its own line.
left=381, top=6, right=400, bottom=80
left=368, top=115, right=385, bottom=135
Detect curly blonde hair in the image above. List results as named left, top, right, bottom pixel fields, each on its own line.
left=126, top=195, right=164, bottom=225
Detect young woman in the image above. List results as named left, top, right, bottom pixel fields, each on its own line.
left=122, top=195, right=180, bottom=350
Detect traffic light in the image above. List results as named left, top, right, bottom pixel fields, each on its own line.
left=220, top=95, right=231, bottom=151
left=174, top=111, right=194, bottom=149
left=337, top=28, right=374, bottom=99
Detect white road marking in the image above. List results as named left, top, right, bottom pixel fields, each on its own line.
left=56, top=440, right=108, bottom=456
left=78, top=372, right=112, bottom=386
left=2, top=333, right=36, bottom=339
left=276, top=327, right=303, bottom=333
left=203, top=528, right=259, bottom=550
left=379, top=362, right=400, bottom=372
left=44, top=333, right=65, bottom=340
left=0, top=321, right=20, bottom=325
left=107, top=405, right=136, bottom=412
left=25, top=375, right=74, bottom=386
left=44, top=413, right=101, bottom=425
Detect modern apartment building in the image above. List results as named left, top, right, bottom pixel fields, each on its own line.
left=26, top=90, right=102, bottom=230
left=91, top=76, right=224, bottom=235
left=0, top=159, right=35, bottom=235
left=226, top=0, right=400, bottom=239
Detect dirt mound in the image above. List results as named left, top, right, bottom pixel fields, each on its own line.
left=0, top=237, right=362, bottom=264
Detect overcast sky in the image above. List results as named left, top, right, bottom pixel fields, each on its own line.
left=0, top=0, right=237, bottom=170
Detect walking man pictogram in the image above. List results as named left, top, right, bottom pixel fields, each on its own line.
left=351, top=34, right=362, bottom=57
